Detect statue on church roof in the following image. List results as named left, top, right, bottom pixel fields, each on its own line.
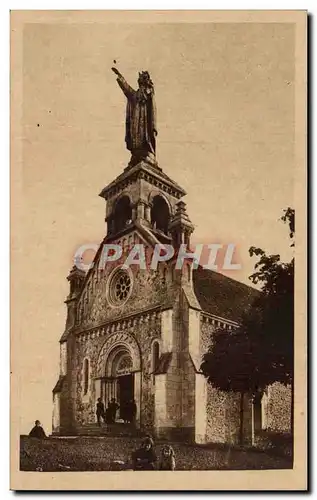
left=111, top=66, right=157, bottom=164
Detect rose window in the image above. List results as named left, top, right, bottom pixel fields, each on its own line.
left=109, top=269, right=132, bottom=305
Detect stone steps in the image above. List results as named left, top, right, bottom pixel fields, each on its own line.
left=76, top=422, right=141, bottom=438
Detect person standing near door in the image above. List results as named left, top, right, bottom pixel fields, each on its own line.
left=109, top=398, right=119, bottom=423
left=96, top=398, right=106, bottom=427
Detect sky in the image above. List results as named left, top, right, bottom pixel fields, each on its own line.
left=17, top=20, right=294, bottom=433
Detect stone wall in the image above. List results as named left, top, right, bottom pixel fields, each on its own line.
left=200, top=315, right=237, bottom=358
left=161, top=309, right=173, bottom=352
left=76, top=237, right=178, bottom=332
left=72, top=314, right=161, bottom=430
left=206, top=385, right=227, bottom=443
left=60, top=342, right=67, bottom=376
left=179, top=292, right=197, bottom=440
left=201, top=319, right=229, bottom=444
left=201, top=319, right=254, bottom=445
left=266, top=382, right=292, bottom=433
left=154, top=374, right=167, bottom=430
left=52, top=393, right=60, bottom=432
left=163, top=354, right=182, bottom=436
left=195, top=374, right=207, bottom=443
left=200, top=317, right=217, bottom=372
left=181, top=352, right=196, bottom=435
left=188, top=308, right=201, bottom=370
left=58, top=378, right=73, bottom=433
left=205, top=386, right=252, bottom=445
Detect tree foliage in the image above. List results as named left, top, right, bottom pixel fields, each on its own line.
left=201, top=208, right=295, bottom=394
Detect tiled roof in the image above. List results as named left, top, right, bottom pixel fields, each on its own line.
left=193, top=266, right=260, bottom=322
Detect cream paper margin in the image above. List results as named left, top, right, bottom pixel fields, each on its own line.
left=10, top=9, right=307, bottom=491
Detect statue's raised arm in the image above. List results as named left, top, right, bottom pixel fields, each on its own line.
left=111, top=67, right=157, bottom=164
left=111, top=67, right=135, bottom=99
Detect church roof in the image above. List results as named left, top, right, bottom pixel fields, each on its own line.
left=193, top=266, right=260, bottom=322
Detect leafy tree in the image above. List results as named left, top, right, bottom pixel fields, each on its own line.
left=201, top=208, right=295, bottom=442
left=248, top=207, right=294, bottom=385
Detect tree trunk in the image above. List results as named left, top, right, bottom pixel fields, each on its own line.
left=239, top=392, right=244, bottom=445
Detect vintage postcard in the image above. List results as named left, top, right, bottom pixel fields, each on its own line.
left=10, top=10, right=307, bottom=491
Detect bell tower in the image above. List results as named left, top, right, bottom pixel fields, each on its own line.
left=99, top=159, right=188, bottom=245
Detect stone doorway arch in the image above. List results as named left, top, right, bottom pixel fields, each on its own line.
left=95, top=332, right=141, bottom=426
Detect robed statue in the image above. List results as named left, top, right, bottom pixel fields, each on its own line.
left=111, top=67, right=157, bottom=163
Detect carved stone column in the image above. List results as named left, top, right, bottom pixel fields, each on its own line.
left=144, top=204, right=151, bottom=223
left=136, top=200, right=145, bottom=220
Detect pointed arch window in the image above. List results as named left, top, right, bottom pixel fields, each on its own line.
left=151, top=196, right=170, bottom=234
left=113, top=196, right=132, bottom=233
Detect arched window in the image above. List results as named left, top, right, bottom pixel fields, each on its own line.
left=151, top=196, right=170, bottom=234
left=83, top=358, right=89, bottom=395
left=113, top=196, right=132, bottom=233
left=152, top=341, right=160, bottom=374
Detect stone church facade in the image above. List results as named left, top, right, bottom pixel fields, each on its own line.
left=52, top=158, right=291, bottom=444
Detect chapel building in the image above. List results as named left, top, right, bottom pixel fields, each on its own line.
left=52, top=154, right=291, bottom=444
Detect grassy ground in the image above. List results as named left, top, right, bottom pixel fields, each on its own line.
left=20, top=435, right=292, bottom=472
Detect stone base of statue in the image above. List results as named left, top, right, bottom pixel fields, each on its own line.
left=125, top=151, right=159, bottom=171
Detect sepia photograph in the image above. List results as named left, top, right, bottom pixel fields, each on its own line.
left=10, top=10, right=307, bottom=491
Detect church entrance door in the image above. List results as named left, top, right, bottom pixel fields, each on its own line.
left=118, top=373, right=134, bottom=420
left=97, top=334, right=141, bottom=428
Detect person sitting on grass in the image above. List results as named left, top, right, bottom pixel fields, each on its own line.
left=131, top=437, right=157, bottom=470
left=29, top=420, right=46, bottom=439
left=158, top=444, right=176, bottom=470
